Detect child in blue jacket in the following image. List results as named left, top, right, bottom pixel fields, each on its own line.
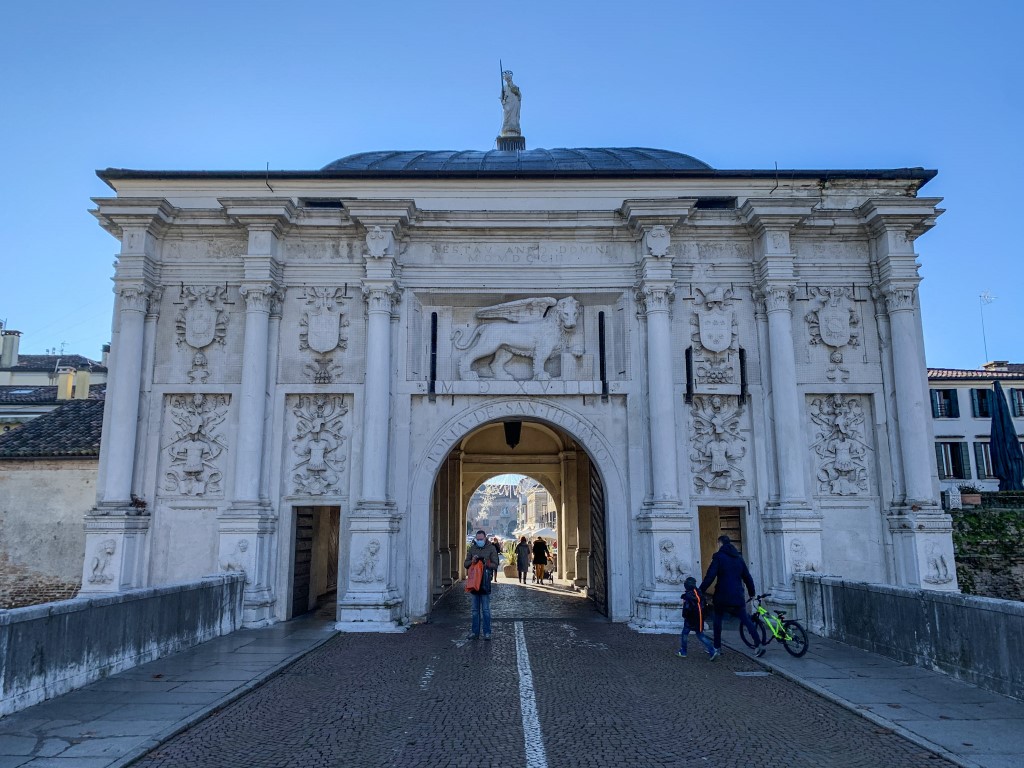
left=678, top=576, right=718, bottom=660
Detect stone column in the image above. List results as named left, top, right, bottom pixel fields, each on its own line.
left=744, top=199, right=822, bottom=604
left=103, top=284, right=151, bottom=506
left=338, top=221, right=406, bottom=631
left=559, top=450, right=579, bottom=583
left=574, top=452, right=592, bottom=590
left=218, top=201, right=292, bottom=626
left=81, top=202, right=172, bottom=593
left=860, top=198, right=956, bottom=590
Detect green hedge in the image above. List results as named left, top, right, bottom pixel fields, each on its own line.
left=952, top=508, right=1024, bottom=596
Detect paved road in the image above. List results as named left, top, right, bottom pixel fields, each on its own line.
left=134, top=583, right=954, bottom=768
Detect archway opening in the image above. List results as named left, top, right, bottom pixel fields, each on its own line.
left=428, top=418, right=608, bottom=616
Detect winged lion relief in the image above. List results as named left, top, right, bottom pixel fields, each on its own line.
left=451, top=296, right=582, bottom=381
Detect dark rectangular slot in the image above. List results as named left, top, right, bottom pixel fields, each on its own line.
left=739, top=347, right=747, bottom=401
left=598, top=311, right=609, bottom=401
left=428, top=312, right=438, bottom=401
left=300, top=198, right=344, bottom=209
left=685, top=346, right=694, bottom=404
left=693, top=196, right=737, bottom=210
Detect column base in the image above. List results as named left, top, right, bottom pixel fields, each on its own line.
left=762, top=504, right=823, bottom=605
left=218, top=505, right=278, bottom=627
left=630, top=594, right=684, bottom=633
left=80, top=512, right=150, bottom=593
left=338, top=501, right=405, bottom=632
left=887, top=506, right=958, bottom=591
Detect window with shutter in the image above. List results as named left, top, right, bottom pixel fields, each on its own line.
left=935, top=443, right=947, bottom=479
left=930, top=390, right=940, bottom=419
left=973, top=442, right=993, bottom=479
left=958, top=442, right=972, bottom=479
left=1010, top=388, right=1023, bottom=418
left=950, top=390, right=960, bottom=418
left=970, top=389, right=980, bottom=418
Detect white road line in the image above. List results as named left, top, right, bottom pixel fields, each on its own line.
left=514, top=621, right=549, bottom=768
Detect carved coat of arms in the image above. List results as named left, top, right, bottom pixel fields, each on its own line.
left=299, top=287, right=348, bottom=383
left=805, top=287, right=860, bottom=382
left=175, top=286, right=230, bottom=382
left=690, top=286, right=740, bottom=394
left=699, top=306, right=734, bottom=353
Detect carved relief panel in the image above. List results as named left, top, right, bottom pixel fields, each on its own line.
left=689, top=286, right=740, bottom=395
left=450, top=296, right=588, bottom=381
left=690, top=395, right=747, bottom=495
left=298, top=287, right=350, bottom=384
left=287, top=394, right=349, bottom=497
left=807, top=394, right=872, bottom=496
left=804, top=287, right=861, bottom=382
left=161, top=393, right=230, bottom=497
left=174, top=286, right=231, bottom=383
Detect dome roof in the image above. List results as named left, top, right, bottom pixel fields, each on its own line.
left=321, top=147, right=713, bottom=175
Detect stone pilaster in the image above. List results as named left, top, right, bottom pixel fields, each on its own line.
left=744, top=199, right=821, bottom=604
left=559, top=450, right=579, bottom=583
left=447, top=450, right=464, bottom=585
left=337, top=211, right=412, bottom=631
left=218, top=199, right=293, bottom=626
left=860, top=198, right=957, bottom=591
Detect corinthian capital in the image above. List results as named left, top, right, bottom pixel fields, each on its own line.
left=883, top=285, right=918, bottom=313
left=761, top=284, right=795, bottom=313
left=239, top=283, right=278, bottom=312
left=363, top=283, right=398, bottom=313
left=638, top=282, right=675, bottom=315
left=117, top=284, right=151, bottom=314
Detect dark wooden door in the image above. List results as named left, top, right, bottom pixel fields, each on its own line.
left=588, top=463, right=608, bottom=615
left=291, top=506, right=314, bottom=618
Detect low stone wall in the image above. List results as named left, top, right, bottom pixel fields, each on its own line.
left=795, top=574, right=1024, bottom=700
left=0, top=573, right=245, bottom=716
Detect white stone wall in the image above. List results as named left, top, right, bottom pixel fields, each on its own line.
left=84, top=175, right=956, bottom=628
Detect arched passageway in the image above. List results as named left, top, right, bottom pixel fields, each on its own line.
left=429, top=419, right=609, bottom=616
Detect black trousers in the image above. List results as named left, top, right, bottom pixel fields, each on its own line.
left=712, top=603, right=761, bottom=649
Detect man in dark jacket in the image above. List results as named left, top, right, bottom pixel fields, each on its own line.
left=698, top=535, right=765, bottom=657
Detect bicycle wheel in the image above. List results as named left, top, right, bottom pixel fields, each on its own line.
left=781, top=620, right=809, bottom=657
left=740, top=615, right=767, bottom=648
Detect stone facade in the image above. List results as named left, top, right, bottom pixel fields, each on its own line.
left=81, top=150, right=957, bottom=630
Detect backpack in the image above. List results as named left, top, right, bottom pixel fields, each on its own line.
left=681, top=589, right=707, bottom=627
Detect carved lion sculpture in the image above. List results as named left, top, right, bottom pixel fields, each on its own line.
left=658, top=538, right=688, bottom=585
left=452, top=296, right=580, bottom=381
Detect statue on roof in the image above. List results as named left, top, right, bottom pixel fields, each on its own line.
left=500, top=70, right=522, bottom=137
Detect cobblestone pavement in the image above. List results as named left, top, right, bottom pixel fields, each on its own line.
left=131, top=582, right=955, bottom=768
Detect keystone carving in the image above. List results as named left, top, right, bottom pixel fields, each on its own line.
left=175, top=285, right=229, bottom=383
left=163, top=393, right=229, bottom=497
left=690, top=395, right=746, bottom=494
left=452, top=296, right=582, bottom=381
left=808, top=394, right=870, bottom=496
left=805, top=287, right=860, bottom=382
left=291, top=395, right=348, bottom=496
left=299, top=287, right=349, bottom=383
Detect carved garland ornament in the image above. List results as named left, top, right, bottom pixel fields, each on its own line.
left=690, top=395, right=747, bottom=494
left=163, top=393, right=229, bottom=497
left=291, top=395, right=348, bottom=496
left=808, top=394, right=870, bottom=496
left=804, top=287, right=860, bottom=382
left=299, top=287, right=349, bottom=383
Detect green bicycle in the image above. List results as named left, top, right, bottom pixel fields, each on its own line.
left=739, top=593, right=809, bottom=658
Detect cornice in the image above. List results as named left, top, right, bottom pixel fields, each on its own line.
left=740, top=198, right=817, bottom=235
left=856, top=197, right=944, bottom=240
left=618, top=198, right=697, bottom=234
left=90, top=197, right=177, bottom=239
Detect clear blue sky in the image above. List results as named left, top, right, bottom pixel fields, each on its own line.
left=2, top=0, right=1020, bottom=367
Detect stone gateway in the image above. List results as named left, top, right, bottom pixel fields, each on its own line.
left=82, top=146, right=956, bottom=630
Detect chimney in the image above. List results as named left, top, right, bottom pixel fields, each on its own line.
left=1, top=330, right=21, bottom=368
left=983, top=360, right=1009, bottom=372
left=56, top=366, right=76, bottom=400
left=74, top=369, right=91, bottom=399
left=101, top=343, right=110, bottom=367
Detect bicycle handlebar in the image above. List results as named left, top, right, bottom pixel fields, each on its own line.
left=747, top=592, right=772, bottom=602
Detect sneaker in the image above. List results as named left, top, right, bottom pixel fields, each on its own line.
left=483, top=633, right=492, bottom=641
left=709, top=649, right=720, bottom=661
left=676, top=651, right=687, bottom=658
left=470, top=633, right=480, bottom=640
left=754, top=644, right=766, bottom=658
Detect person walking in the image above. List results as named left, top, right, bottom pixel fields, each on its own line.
left=532, top=536, right=550, bottom=583
left=515, top=536, right=532, bottom=584
left=490, top=536, right=503, bottom=582
left=465, top=530, right=499, bottom=640
left=677, top=576, right=716, bottom=660
left=698, top=535, right=765, bottom=657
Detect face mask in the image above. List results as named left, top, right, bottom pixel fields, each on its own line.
left=475, top=539, right=486, bottom=547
